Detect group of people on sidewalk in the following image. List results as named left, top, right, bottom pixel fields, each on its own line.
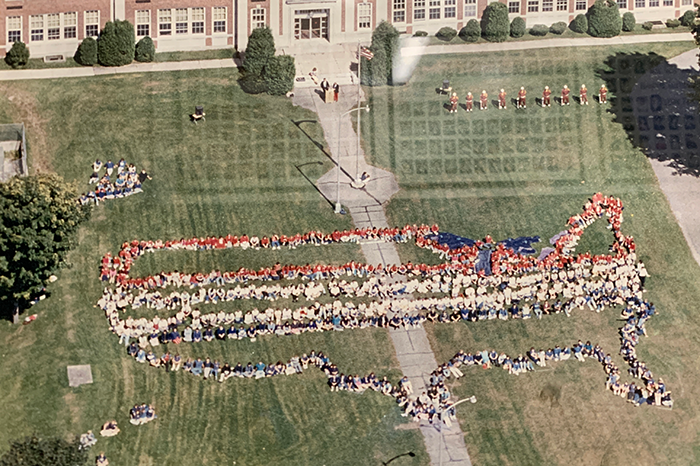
left=450, top=84, right=608, bottom=112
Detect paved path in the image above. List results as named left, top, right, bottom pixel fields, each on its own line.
left=293, top=85, right=472, bottom=465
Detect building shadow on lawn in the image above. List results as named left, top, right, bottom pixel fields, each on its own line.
left=597, top=52, right=700, bottom=177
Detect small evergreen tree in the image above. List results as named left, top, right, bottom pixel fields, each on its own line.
left=436, top=27, right=458, bottom=41
left=587, top=0, right=622, bottom=38
left=510, top=17, right=526, bottom=38
left=370, top=21, right=399, bottom=84
left=361, top=45, right=387, bottom=86
left=530, top=24, right=549, bottom=36
left=135, top=36, right=155, bottom=62
left=243, top=27, right=275, bottom=76
left=0, top=435, right=87, bottom=466
left=622, top=12, right=636, bottom=31
left=681, top=9, right=696, bottom=27
left=263, top=55, right=295, bottom=96
left=4, top=41, right=29, bottom=69
left=481, top=2, right=510, bottom=42
left=550, top=21, right=567, bottom=34
left=97, top=20, right=135, bottom=66
left=571, top=14, right=588, bottom=33
left=74, top=37, right=97, bottom=66
left=460, top=19, right=482, bottom=42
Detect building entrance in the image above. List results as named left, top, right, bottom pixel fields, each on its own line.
left=294, top=10, right=329, bottom=40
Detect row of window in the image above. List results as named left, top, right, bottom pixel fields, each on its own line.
left=7, top=11, right=99, bottom=43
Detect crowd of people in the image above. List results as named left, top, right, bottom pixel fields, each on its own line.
left=97, top=193, right=671, bottom=420
left=80, top=159, right=151, bottom=205
left=129, top=404, right=157, bottom=425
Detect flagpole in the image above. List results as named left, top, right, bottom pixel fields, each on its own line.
left=356, top=40, right=362, bottom=183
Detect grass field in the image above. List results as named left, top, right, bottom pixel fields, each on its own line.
left=362, top=41, right=700, bottom=465
left=0, top=71, right=429, bottom=465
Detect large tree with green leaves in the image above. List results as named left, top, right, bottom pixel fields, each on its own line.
left=0, top=435, right=88, bottom=466
left=361, top=21, right=399, bottom=86
left=0, top=174, right=90, bottom=322
left=240, top=27, right=295, bottom=95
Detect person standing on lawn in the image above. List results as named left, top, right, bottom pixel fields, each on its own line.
left=465, top=92, right=474, bottom=112
left=542, top=86, right=552, bottom=107
left=498, top=89, right=507, bottom=109
left=561, top=85, right=571, bottom=106
left=449, top=92, right=459, bottom=113
left=580, top=84, right=588, bottom=105
left=599, top=84, right=608, bottom=104
left=517, top=87, right=527, bottom=109
left=480, top=90, right=488, bottom=110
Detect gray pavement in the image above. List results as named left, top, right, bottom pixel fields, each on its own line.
left=293, top=84, right=472, bottom=466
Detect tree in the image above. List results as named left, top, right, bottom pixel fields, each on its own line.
left=97, top=20, right=135, bottom=66
left=481, top=2, right=510, bottom=42
left=243, top=27, right=275, bottom=77
left=74, top=37, right=97, bottom=66
left=361, top=45, right=387, bottom=86
left=368, top=21, right=399, bottom=85
left=0, top=174, right=90, bottom=322
left=263, top=55, right=296, bottom=96
left=135, top=36, right=155, bottom=62
left=460, top=19, right=482, bottom=42
left=0, top=435, right=87, bottom=466
left=587, top=0, right=622, bottom=38
left=622, top=12, right=636, bottom=31
left=4, top=41, right=29, bottom=69
left=681, top=9, right=696, bottom=27
left=571, top=14, right=588, bottom=33
left=510, top=17, right=526, bottom=38
left=240, top=27, right=294, bottom=95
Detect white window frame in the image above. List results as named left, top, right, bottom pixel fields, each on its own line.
left=159, top=9, right=172, bottom=36
left=393, top=0, right=406, bottom=22
left=508, top=0, right=520, bottom=12
left=7, top=16, right=22, bottom=43
left=542, top=0, right=554, bottom=10
left=251, top=8, right=266, bottom=29
left=136, top=10, right=150, bottom=37
left=85, top=10, right=100, bottom=38
left=682, top=0, right=692, bottom=5
left=556, top=0, right=568, bottom=10
left=465, top=0, right=478, bottom=16
left=527, top=0, right=539, bottom=12
left=444, top=0, right=456, bottom=17
left=64, top=12, right=77, bottom=39
left=191, top=7, right=205, bottom=34
left=46, top=14, right=60, bottom=40
left=175, top=8, right=188, bottom=34
left=358, top=3, right=372, bottom=28
left=213, top=7, right=227, bottom=33
left=30, top=15, right=44, bottom=42
left=649, top=0, right=659, bottom=6
left=575, top=0, right=587, bottom=9
left=414, top=0, right=426, bottom=19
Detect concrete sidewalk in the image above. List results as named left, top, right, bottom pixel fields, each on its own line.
left=0, top=58, right=237, bottom=82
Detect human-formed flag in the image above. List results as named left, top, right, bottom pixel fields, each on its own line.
left=359, top=46, right=374, bottom=60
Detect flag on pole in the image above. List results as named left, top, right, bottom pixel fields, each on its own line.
left=359, top=46, right=374, bottom=60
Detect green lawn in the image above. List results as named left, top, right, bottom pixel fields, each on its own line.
left=0, top=71, right=428, bottom=465
left=362, top=41, right=700, bottom=465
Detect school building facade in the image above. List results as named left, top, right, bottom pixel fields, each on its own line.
left=1, top=0, right=693, bottom=58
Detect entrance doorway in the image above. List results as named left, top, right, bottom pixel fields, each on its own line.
left=294, top=10, right=329, bottom=40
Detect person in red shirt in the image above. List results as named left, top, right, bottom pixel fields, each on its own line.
left=561, top=85, right=570, bottom=106
left=465, top=92, right=474, bottom=112
left=449, top=92, right=459, bottom=113
left=579, top=84, right=588, bottom=105
left=480, top=90, right=488, bottom=110
left=542, top=86, right=551, bottom=107
left=498, top=89, right=507, bottom=109
left=517, top=87, right=526, bottom=109
left=599, top=84, right=607, bottom=104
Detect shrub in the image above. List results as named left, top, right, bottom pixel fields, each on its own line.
left=510, top=17, right=526, bottom=38
left=371, top=21, right=399, bottom=84
left=642, top=21, right=654, bottom=30
left=97, top=20, right=135, bottom=66
left=530, top=24, right=549, bottom=36
left=238, top=72, right=268, bottom=94
left=436, top=27, right=458, bottom=41
left=74, top=37, right=97, bottom=66
left=361, top=45, right=388, bottom=86
left=622, top=12, right=636, bottom=31
left=263, top=55, right=295, bottom=96
left=4, top=41, right=29, bottom=69
left=459, top=19, right=482, bottom=42
left=481, top=2, right=510, bottom=42
left=413, top=30, right=428, bottom=36
left=0, top=435, right=87, bottom=466
left=570, top=14, right=588, bottom=33
left=666, top=18, right=681, bottom=28
left=587, top=0, right=622, bottom=38
left=135, top=36, right=155, bottom=62
left=680, top=9, right=696, bottom=27
left=244, top=27, right=275, bottom=76
left=550, top=21, right=567, bottom=34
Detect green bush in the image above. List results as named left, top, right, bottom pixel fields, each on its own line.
left=666, top=18, right=681, bottom=28
left=459, top=19, right=482, bottom=42
left=4, top=41, right=29, bottom=69
left=413, top=30, right=428, bottom=36
left=510, top=17, right=526, bottom=38
left=587, top=0, right=622, bottom=37
left=237, top=72, right=268, bottom=94
left=481, top=2, right=510, bottom=42
left=436, top=27, right=458, bottom=41
left=74, top=37, right=97, bottom=66
left=680, top=9, right=696, bottom=26
left=570, top=14, right=588, bottom=33
left=530, top=24, right=549, bottom=36
left=135, top=36, right=155, bottom=62
left=622, top=12, right=636, bottom=31
left=243, top=27, right=275, bottom=76
left=361, top=45, right=387, bottom=86
left=0, top=435, right=87, bottom=466
left=263, top=55, right=295, bottom=96
left=550, top=21, right=567, bottom=34
left=97, top=20, right=135, bottom=66
left=642, top=21, right=653, bottom=30
left=370, top=21, right=399, bottom=84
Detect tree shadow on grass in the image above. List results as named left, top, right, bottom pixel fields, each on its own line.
left=597, top=52, right=700, bottom=177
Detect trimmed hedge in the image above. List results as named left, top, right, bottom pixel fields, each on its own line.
left=481, top=2, right=510, bottom=42
left=642, top=21, right=653, bottom=30
left=75, top=37, right=97, bottom=66
left=97, top=20, right=135, bottom=66
left=413, top=30, right=428, bottom=36
left=243, top=27, right=275, bottom=76
left=5, top=41, right=29, bottom=69
left=436, top=27, right=458, bottom=41
left=459, top=19, right=482, bottom=42
left=550, top=21, right=567, bottom=34
left=587, top=0, right=622, bottom=38
left=571, top=14, right=588, bottom=33
left=135, top=36, right=155, bottom=62
left=680, top=9, right=696, bottom=27
left=530, top=24, right=549, bottom=36
left=510, top=17, right=526, bottom=38
left=622, top=12, right=636, bottom=32
left=666, top=18, right=681, bottom=28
